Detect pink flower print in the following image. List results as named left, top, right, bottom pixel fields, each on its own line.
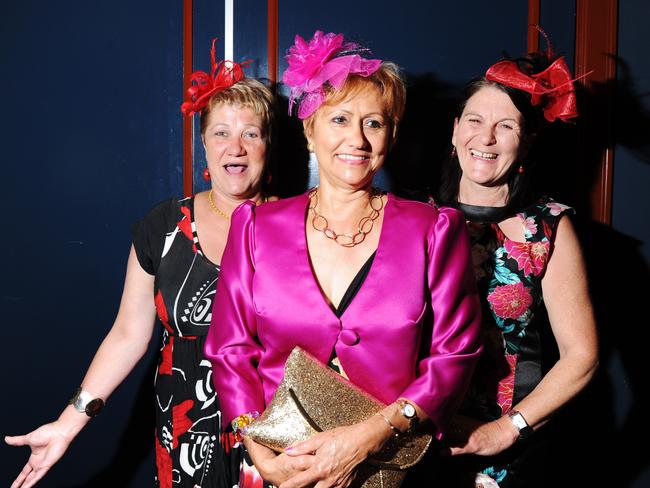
left=504, top=239, right=549, bottom=276
left=497, top=353, right=518, bottom=414
left=546, top=201, right=571, bottom=216
left=517, top=213, right=537, bottom=238
left=488, top=282, right=533, bottom=319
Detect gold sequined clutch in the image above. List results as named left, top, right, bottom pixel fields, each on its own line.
left=245, top=347, right=432, bottom=487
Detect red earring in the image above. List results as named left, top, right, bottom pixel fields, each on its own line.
left=202, top=167, right=211, bottom=181
left=518, top=165, right=525, bottom=174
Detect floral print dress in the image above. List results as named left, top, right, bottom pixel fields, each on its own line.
left=457, top=198, right=574, bottom=486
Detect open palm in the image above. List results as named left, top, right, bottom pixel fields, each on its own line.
left=6, top=422, right=74, bottom=488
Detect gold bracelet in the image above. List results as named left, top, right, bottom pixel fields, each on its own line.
left=374, top=412, right=401, bottom=438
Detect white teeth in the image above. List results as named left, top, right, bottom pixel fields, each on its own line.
left=470, top=149, right=498, bottom=160
left=337, top=154, right=367, bottom=161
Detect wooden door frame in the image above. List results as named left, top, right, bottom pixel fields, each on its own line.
left=574, top=0, right=618, bottom=224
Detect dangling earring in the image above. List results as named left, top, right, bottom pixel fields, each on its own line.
left=518, top=164, right=525, bottom=174
left=202, top=167, right=211, bottom=181
left=450, top=146, right=457, bottom=158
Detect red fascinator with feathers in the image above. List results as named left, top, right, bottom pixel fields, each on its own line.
left=485, top=29, right=589, bottom=123
left=181, top=39, right=249, bottom=116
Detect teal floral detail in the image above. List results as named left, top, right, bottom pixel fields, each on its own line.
left=493, top=315, right=514, bottom=333
left=493, top=263, right=520, bottom=285
left=517, top=309, right=531, bottom=325
left=505, top=338, right=520, bottom=353
left=481, top=466, right=508, bottom=483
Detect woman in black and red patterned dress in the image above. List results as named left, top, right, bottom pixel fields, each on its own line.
left=433, top=43, right=599, bottom=487
left=6, top=46, right=275, bottom=488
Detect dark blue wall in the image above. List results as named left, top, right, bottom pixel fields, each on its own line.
left=612, top=1, right=650, bottom=487
left=3, top=1, right=648, bottom=487
left=1, top=1, right=183, bottom=486
left=615, top=0, right=650, bottom=262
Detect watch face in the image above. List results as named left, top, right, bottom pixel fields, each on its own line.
left=85, top=399, right=104, bottom=417
left=508, top=411, right=533, bottom=438
left=402, top=403, right=416, bottom=418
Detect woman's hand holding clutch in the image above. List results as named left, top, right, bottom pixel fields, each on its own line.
left=244, top=437, right=315, bottom=486
left=280, top=414, right=393, bottom=488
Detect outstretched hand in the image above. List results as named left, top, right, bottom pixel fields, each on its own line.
left=5, top=422, right=75, bottom=488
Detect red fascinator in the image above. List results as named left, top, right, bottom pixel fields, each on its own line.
left=485, top=31, right=587, bottom=123
left=181, top=39, right=249, bottom=116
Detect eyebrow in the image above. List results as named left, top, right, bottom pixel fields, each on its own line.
left=329, top=109, right=386, bottom=118
left=463, top=112, right=521, bottom=124
left=210, top=123, right=262, bottom=128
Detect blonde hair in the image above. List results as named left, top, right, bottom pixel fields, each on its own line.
left=303, top=62, right=406, bottom=141
left=200, top=78, right=274, bottom=143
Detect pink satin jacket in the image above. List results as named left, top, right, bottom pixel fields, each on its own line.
left=205, top=193, right=482, bottom=438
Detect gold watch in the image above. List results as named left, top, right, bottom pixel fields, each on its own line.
left=397, top=399, right=419, bottom=434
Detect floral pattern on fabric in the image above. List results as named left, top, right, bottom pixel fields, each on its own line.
left=476, top=199, right=573, bottom=357
left=458, top=197, right=574, bottom=486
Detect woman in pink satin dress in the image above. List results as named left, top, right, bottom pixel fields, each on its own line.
left=205, top=30, right=483, bottom=488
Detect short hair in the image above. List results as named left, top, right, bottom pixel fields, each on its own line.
left=303, top=62, right=406, bottom=142
left=199, top=78, right=274, bottom=143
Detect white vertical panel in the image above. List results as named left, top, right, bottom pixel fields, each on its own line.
left=224, top=0, right=234, bottom=60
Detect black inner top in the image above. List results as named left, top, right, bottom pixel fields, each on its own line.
left=333, top=251, right=377, bottom=318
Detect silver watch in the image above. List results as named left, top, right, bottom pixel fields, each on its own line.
left=507, top=410, right=533, bottom=439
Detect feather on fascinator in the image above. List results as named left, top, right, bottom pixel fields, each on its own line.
left=485, top=29, right=589, bottom=123
left=181, top=39, right=249, bottom=116
left=282, top=31, right=382, bottom=119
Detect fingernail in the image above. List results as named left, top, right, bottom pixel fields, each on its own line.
left=285, top=446, right=293, bottom=452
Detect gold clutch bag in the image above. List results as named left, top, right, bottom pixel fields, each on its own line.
left=245, top=347, right=432, bottom=488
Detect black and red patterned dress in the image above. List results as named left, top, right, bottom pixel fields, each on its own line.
left=133, top=196, right=238, bottom=488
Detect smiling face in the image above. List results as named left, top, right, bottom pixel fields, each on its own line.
left=202, top=103, right=267, bottom=201
left=452, top=85, right=529, bottom=194
left=305, top=87, right=389, bottom=191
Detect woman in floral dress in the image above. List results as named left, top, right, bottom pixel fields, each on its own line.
left=6, top=44, right=275, bottom=488
left=434, top=45, right=599, bottom=487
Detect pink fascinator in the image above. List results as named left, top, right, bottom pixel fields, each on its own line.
left=282, top=31, right=382, bottom=119
left=181, top=39, right=249, bottom=116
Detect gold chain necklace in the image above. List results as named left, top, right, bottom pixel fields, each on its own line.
left=208, top=190, right=269, bottom=221
left=208, top=189, right=230, bottom=220
left=308, top=188, right=384, bottom=248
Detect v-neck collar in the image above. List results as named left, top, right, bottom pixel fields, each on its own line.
left=300, top=192, right=391, bottom=319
